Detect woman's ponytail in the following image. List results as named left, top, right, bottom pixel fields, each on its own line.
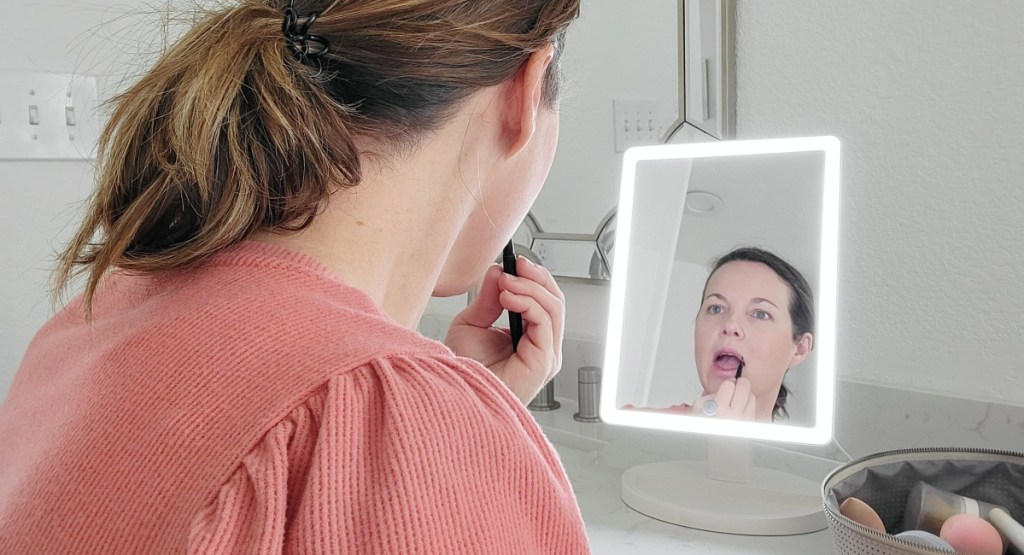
left=56, top=2, right=359, bottom=312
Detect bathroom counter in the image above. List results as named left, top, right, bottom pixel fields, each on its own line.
left=532, top=399, right=839, bottom=554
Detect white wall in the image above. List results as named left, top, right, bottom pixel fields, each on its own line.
left=532, top=0, right=679, bottom=235
left=0, top=0, right=161, bottom=395
left=733, top=1, right=1024, bottom=405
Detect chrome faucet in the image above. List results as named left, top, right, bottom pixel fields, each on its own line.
left=528, top=380, right=560, bottom=411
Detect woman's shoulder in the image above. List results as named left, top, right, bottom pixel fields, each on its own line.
left=189, top=352, right=589, bottom=553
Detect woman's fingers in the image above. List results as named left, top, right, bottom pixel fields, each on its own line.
left=714, top=380, right=736, bottom=408
left=443, top=258, right=568, bottom=404
left=480, top=258, right=567, bottom=403
left=487, top=289, right=553, bottom=403
left=498, top=288, right=555, bottom=379
left=730, top=377, right=758, bottom=420
left=730, top=377, right=751, bottom=407
left=514, top=256, right=565, bottom=348
left=498, top=264, right=564, bottom=373
left=451, top=264, right=505, bottom=329
left=701, top=378, right=758, bottom=421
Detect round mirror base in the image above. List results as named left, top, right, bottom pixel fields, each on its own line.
left=621, top=460, right=826, bottom=536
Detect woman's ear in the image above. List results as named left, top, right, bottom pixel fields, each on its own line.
left=789, top=332, right=814, bottom=367
left=502, top=44, right=555, bottom=156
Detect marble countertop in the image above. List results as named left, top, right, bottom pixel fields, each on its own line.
left=532, top=398, right=842, bottom=554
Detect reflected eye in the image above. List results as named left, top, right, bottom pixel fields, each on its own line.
left=752, top=309, right=772, bottom=321
left=706, top=304, right=725, bottom=315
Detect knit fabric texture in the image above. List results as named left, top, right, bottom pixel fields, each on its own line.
left=0, top=241, right=589, bottom=554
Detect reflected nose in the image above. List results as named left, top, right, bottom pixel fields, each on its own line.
left=721, top=316, right=744, bottom=338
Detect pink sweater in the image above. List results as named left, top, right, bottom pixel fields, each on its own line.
left=0, top=242, right=589, bottom=554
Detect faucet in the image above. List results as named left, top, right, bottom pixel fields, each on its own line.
left=528, top=380, right=560, bottom=411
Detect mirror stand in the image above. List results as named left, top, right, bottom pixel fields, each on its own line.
left=620, top=436, right=825, bottom=535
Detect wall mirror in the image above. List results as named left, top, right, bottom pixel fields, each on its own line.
left=600, top=136, right=840, bottom=445
left=510, top=210, right=616, bottom=284
left=522, top=0, right=734, bottom=282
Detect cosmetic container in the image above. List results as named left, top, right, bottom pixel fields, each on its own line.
left=822, top=447, right=1024, bottom=555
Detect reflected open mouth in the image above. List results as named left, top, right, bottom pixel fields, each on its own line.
left=714, top=350, right=744, bottom=372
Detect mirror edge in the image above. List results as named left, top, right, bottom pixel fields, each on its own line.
left=599, top=136, right=841, bottom=446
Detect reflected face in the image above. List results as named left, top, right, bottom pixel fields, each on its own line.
left=694, top=261, right=811, bottom=421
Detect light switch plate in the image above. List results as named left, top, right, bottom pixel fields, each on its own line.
left=613, top=99, right=665, bottom=153
left=0, top=69, right=100, bottom=160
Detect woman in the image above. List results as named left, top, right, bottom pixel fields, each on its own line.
left=0, top=1, right=587, bottom=553
left=690, top=247, right=815, bottom=422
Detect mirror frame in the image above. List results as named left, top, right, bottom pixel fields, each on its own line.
left=513, top=210, right=616, bottom=285
left=664, top=0, right=736, bottom=142
left=599, top=136, right=841, bottom=445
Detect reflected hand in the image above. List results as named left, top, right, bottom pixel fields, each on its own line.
left=691, top=377, right=757, bottom=421
left=444, top=259, right=565, bottom=404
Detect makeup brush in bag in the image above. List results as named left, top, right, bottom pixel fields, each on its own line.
left=903, top=481, right=1024, bottom=554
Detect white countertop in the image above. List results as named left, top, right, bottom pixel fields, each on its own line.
left=531, top=399, right=841, bottom=554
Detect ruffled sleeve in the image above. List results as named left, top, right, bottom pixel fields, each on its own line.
left=187, top=355, right=589, bottom=554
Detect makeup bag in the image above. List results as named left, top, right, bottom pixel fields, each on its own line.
left=822, top=447, right=1024, bottom=555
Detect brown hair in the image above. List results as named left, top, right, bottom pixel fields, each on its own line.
left=55, top=0, right=580, bottom=313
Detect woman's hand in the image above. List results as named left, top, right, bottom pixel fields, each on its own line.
left=691, top=378, right=757, bottom=421
left=444, top=258, right=565, bottom=404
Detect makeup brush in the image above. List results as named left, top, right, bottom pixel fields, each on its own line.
left=991, top=507, right=1024, bottom=553
left=502, top=241, right=523, bottom=352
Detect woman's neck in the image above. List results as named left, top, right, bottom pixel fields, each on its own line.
left=252, top=119, right=481, bottom=329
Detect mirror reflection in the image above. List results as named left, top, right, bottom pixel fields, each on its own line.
left=638, top=245, right=816, bottom=423
left=608, top=140, right=838, bottom=438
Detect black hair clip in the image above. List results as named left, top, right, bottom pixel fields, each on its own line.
left=282, top=3, right=330, bottom=60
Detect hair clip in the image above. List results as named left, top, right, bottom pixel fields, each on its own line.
left=282, top=3, right=330, bottom=60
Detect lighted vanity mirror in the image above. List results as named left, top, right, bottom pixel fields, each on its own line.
left=600, top=136, right=840, bottom=445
